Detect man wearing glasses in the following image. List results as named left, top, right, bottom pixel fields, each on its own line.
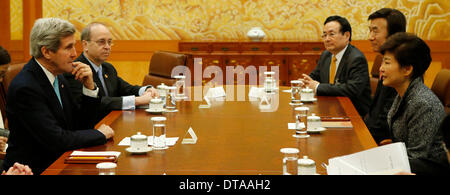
left=301, top=16, right=371, bottom=117
left=65, top=22, right=158, bottom=123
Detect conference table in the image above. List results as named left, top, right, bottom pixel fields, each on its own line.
left=42, top=85, right=376, bottom=175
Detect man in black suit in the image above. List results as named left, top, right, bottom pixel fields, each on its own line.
left=365, top=8, right=406, bottom=144
left=64, top=22, right=158, bottom=123
left=301, top=16, right=371, bottom=117
left=2, top=18, right=114, bottom=174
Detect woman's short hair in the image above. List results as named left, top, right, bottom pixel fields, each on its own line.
left=379, top=32, right=431, bottom=79
left=30, top=18, right=76, bottom=58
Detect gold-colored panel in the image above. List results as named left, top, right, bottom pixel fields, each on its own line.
left=10, top=0, right=23, bottom=40
left=42, top=0, right=450, bottom=41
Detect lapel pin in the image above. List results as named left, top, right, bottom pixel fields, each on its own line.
left=105, top=74, right=108, bottom=79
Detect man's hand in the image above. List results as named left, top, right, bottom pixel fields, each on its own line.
left=135, top=91, right=153, bottom=106
left=97, top=124, right=114, bottom=140
left=72, top=62, right=95, bottom=90
left=1, top=162, right=33, bottom=175
left=300, top=74, right=320, bottom=93
left=144, top=87, right=159, bottom=98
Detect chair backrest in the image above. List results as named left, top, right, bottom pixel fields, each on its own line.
left=3, top=62, right=26, bottom=94
left=142, top=51, right=189, bottom=86
left=149, top=50, right=187, bottom=78
left=371, top=54, right=383, bottom=78
left=370, top=54, right=383, bottom=97
left=431, top=68, right=450, bottom=114
left=0, top=62, right=26, bottom=128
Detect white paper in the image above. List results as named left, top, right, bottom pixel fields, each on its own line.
left=182, top=127, right=198, bottom=144
left=70, top=151, right=121, bottom=158
left=288, top=122, right=305, bottom=130
left=118, top=137, right=179, bottom=146
left=249, top=87, right=265, bottom=98
left=327, top=142, right=411, bottom=175
left=206, top=87, right=226, bottom=98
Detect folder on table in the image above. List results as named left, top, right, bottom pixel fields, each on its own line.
left=64, top=151, right=121, bottom=164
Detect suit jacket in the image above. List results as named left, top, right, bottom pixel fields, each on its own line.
left=64, top=53, right=143, bottom=122
left=309, top=44, right=371, bottom=116
left=387, top=77, right=447, bottom=168
left=364, top=78, right=397, bottom=144
left=3, top=58, right=106, bottom=174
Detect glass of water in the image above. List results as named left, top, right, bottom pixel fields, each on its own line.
left=263, top=72, right=275, bottom=94
left=290, top=80, right=303, bottom=103
left=294, top=106, right=310, bottom=138
left=151, top=117, right=168, bottom=150
left=280, top=148, right=299, bottom=175
left=174, top=75, right=186, bottom=99
left=165, top=86, right=177, bottom=112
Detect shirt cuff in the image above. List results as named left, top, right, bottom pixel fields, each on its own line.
left=138, top=86, right=151, bottom=96
left=82, top=85, right=99, bottom=98
left=314, top=83, right=319, bottom=95
left=122, top=95, right=136, bottom=110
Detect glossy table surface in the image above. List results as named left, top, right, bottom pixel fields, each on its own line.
left=42, top=86, right=376, bottom=175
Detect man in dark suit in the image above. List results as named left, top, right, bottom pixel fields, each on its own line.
left=365, top=8, right=406, bottom=144
left=301, top=16, right=371, bottom=117
left=2, top=18, right=114, bottom=175
left=64, top=22, right=158, bottom=123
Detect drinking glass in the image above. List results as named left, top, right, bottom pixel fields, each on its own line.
left=280, top=148, right=299, bottom=175
left=294, top=106, right=310, bottom=138
left=263, top=72, right=275, bottom=94
left=290, top=80, right=303, bottom=103
left=165, top=86, right=177, bottom=112
left=151, top=117, right=168, bottom=150
left=174, top=75, right=186, bottom=99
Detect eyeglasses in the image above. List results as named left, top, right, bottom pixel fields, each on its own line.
left=90, top=39, right=114, bottom=47
left=321, top=32, right=338, bottom=39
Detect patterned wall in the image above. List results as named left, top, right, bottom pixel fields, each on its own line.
left=10, top=0, right=23, bottom=40
left=16, top=0, right=443, bottom=41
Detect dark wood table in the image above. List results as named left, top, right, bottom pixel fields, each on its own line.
left=42, top=86, right=376, bottom=175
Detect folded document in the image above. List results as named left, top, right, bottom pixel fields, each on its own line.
left=326, top=142, right=411, bottom=175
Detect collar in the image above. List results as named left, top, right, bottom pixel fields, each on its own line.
left=34, top=57, right=56, bottom=86
left=332, top=44, right=349, bottom=65
left=83, top=52, right=102, bottom=73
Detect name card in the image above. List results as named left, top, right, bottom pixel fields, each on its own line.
left=206, top=86, right=226, bottom=98
left=182, top=127, right=198, bottom=144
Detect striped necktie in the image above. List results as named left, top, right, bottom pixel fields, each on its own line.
left=329, top=56, right=337, bottom=84
left=53, top=76, right=62, bottom=107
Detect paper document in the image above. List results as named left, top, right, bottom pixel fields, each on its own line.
left=205, top=86, right=226, bottom=98
left=118, top=137, right=179, bottom=146
left=288, top=123, right=305, bottom=130
left=327, top=142, right=411, bottom=175
left=70, top=151, right=121, bottom=158
left=248, top=87, right=265, bottom=98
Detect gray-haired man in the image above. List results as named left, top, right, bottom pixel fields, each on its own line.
left=2, top=18, right=114, bottom=175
